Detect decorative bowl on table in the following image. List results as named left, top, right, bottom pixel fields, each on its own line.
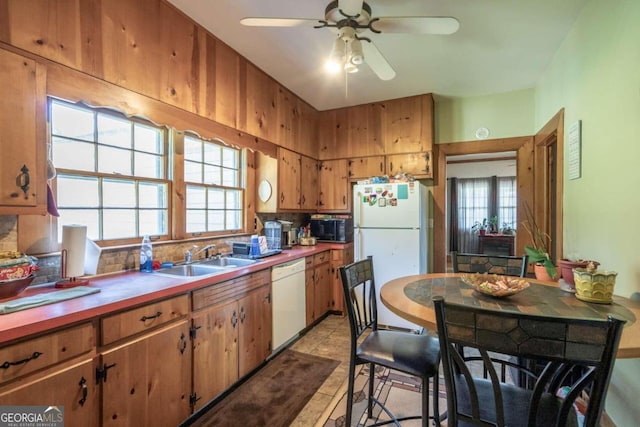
left=461, top=273, right=530, bottom=298
left=0, top=274, right=36, bottom=300
left=573, top=263, right=617, bottom=304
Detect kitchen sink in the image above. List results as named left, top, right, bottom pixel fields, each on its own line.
left=199, top=257, right=258, bottom=267
left=156, top=264, right=228, bottom=277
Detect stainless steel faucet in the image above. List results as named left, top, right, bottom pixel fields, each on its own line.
left=185, top=244, right=217, bottom=263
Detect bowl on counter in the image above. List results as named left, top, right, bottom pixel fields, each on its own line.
left=0, top=274, right=36, bottom=300
left=461, top=273, right=530, bottom=298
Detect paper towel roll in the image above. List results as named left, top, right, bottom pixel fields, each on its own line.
left=62, top=225, right=87, bottom=278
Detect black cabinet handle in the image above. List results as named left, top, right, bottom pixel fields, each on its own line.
left=140, top=311, right=162, bottom=322
left=1, top=351, right=43, bottom=369
left=179, top=333, right=187, bottom=354
left=17, top=164, right=30, bottom=198
left=231, top=310, right=238, bottom=328
left=78, top=376, right=88, bottom=407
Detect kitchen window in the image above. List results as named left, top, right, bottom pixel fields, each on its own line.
left=50, top=98, right=169, bottom=243
left=183, top=134, right=243, bottom=234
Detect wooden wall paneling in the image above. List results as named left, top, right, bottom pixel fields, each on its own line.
left=0, top=0, right=83, bottom=70
left=420, top=93, right=435, bottom=151
left=383, top=94, right=433, bottom=154
left=276, top=85, right=295, bottom=149
left=245, top=62, right=277, bottom=142
left=317, top=109, right=337, bottom=160
left=213, top=38, right=241, bottom=129
left=334, top=107, right=350, bottom=158
left=158, top=1, right=198, bottom=112
left=297, top=99, right=318, bottom=158
left=171, top=130, right=187, bottom=240
left=244, top=149, right=257, bottom=233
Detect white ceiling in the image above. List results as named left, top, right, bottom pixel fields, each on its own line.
left=166, top=0, right=587, bottom=111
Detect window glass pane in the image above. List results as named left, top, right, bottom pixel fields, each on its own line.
left=226, top=190, right=241, bottom=209
left=140, top=209, right=167, bottom=236
left=208, top=211, right=224, bottom=231
left=57, top=175, right=99, bottom=207
left=98, top=114, right=131, bottom=148
left=52, top=137, right=95, bottom=172
left=187, top=186, right=206, bottom=209
left=135, top=123, right=163, bottom=154
left=139, top=182, right=168, bottom=208
left=103, top=179, right=136, bottom=208
left=204, top=143, right=221, bottom=165
left=186, top=210, right=206, bottom=233
left=184, top=135, right=202, bottom=162
left=103, top=209, right=136, bottom=239
left=222, top=168, right=237, bottom=187
left=226, top=210, right=241, bottom=230
left=57, top=209, right=100, bottom=241
left=208, top=189, right=225, bottom=209
left=222, top=147, right=238, bottom=168
left=204, top=164, right=221, bottom=185
left=135, top=152, right=163, bottom=179
left=184, top=161, right=202, bottom=183
left=51, top=101, right=94, bottom=141
left=98, top=145, right=132, bottom=175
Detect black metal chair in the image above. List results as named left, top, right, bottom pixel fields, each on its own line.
left=339, top=256, right=441, bottom=427
left=433, top=296, right=626, bottom=427
left=451, top=251, right=528, bottom=277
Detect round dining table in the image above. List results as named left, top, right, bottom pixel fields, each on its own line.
left=380, top=273, right=640, bottom=359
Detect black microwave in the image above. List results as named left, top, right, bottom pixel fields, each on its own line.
left=310, top=218, right=353, bottom=243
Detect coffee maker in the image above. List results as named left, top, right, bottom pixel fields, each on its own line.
left=264, top=220, right=297, bottom=249
left=279, top=220, right=297, bottom=248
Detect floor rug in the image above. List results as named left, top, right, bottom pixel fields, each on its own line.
left=322, top=365, right=448, bottom=427
left=191, top=349, right=339, bottom=427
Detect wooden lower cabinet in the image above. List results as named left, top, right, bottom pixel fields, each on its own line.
left=305, top=252, right=332, bottom=325
left=0, top=358, right=99, bottom=427
left=100, top=320, right=191, bottom=427
left=191, top=281, right=272, bottom=411
left=331, top=246, right=355, bottom=313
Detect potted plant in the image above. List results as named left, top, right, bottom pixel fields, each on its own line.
left=500, top=222, right=515, bottom=235
left=488, top=215, right=499, bottom=233
left=471, top=218, right=489, bottom=235
left=522, top=203, right=557, bottom=280
left=557, top=258, right=599, bottom=291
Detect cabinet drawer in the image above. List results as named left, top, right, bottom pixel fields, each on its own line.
left=192, top=269, right=270, bottom=311
left=305, top=256, right=314, bottom=269
left=314, top=251, right=329, bottom=265
left=101, top=295, right=188, bottom=345
left=0, top=322, right=94, bottom=384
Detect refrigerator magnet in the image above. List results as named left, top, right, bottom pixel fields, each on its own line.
left=390, top=198, right=398, bottom=206
left=379, top=198, right=387, bottom=207
left=397, top=184, right=409, bottom=199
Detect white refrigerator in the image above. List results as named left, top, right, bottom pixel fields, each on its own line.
left=353, top=181, right=429, bottom=331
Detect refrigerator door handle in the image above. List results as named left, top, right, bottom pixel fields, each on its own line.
left=354, top=190, right=362, bottom=227
left=355, top=228, right=362, bottom=260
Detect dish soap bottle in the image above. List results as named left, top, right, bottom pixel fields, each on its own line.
left=140, top=235, right=153, bottom=272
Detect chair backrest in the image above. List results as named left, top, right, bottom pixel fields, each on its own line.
left=339, top=256, right=378, bottom=342
left=451, top=251, right=528, bottom=277
left=433, top=296, right=625, bottom=427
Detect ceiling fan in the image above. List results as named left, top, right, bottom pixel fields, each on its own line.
left=240, top=0, right=460, bottom=81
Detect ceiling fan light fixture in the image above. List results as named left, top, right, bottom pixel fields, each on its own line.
left=344, top=60, right=359, bottom=73
left=349, top=39, right=364, bottom=65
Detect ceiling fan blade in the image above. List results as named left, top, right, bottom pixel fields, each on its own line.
left=338, top=0, right=364, bottom=17
left=372, top=16, right=460, bottom=35
left=362, top=41, right=396, bottom=81
left=240, top=17, right=320, bottom=27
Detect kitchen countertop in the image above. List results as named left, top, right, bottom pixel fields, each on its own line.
left=0, top=243, right=351, bottom=345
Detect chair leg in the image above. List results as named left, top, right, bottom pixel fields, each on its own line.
left=345, top=359, right=357, bottom=427
left=368, top=362, right=375, bottom=418
left=432, top=372, right=441, bottom=427
left=422, top=377, right=430, bottom=427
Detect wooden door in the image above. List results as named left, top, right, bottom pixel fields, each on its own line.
left=237, top=286, right=271, bottom=378
left=277, top=147, right=300, bottom=210
left=300, top=155, right=318, bottom=210
left=318, top=159, right=349, bottom=212
left=0, top=48, right=46, bottom=213
left=0, top=359, right=99, bottom=427
left=191, top=301, right=239, bottom=410
left=386, top=152, right=432, bottom=178
left=101, top=321, right=191, bottom=427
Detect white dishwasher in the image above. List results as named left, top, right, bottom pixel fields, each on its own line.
left=271, top=258, right=306, bottom=352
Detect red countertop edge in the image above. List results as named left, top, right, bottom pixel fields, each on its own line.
left=0, top=243, right=351, bottom=345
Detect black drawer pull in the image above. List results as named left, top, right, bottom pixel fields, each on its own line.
left=1, top=351, right=43, bottom=369
left=140, top=311, right=162, bottom=322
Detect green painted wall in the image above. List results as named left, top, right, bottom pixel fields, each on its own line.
left=536, top=0, right=640, bottom=424
left=435, top=88, right=535, bottom=143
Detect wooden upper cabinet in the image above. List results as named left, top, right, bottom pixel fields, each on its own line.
left=296, top=99, right=318, bottom=158
left=0, top=49, right=46, bottom=214
left=382, top=94, right=434, bottom=154
left=245, top=62, right=278, bottom=142
left=277, top=147, right=301, bottom=210
left=318, top=159, right=350, bottom=212
left=318, top=104, right=384, bottom=160
left=386, top=152, right=433, bottom=179
left=209, top=37, right=241, bottom=129
left=348, top=156, right=386, bottom=180
left=300, top=155, right=318, bottom=210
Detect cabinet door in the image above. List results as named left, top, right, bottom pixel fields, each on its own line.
left=305, top=267, right=315, bottom=325
left=318, top=159, right=349, bottom=212
left=0, top=48, right=46, bottom=213
left=300, top=155, right=318, bottom=210
left=348, top=156, right=385, bottom=180
left=386, top=152, right=433, bottom=179
left=0, top=358, right=99, bottom=427
left=277, top=147, right=300, bottom=209
left=191, top=301, right=239, bottom=410
left=314, top=262, right=332, bottom=319
left=330, top=247, right=354, bottom=313
left=101, top=320, right=191, bottom=427
left=238, top=285, right=272, bottom=378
